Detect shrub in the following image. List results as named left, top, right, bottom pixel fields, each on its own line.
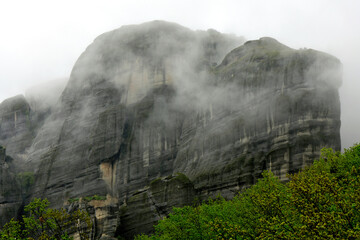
left=136, top=144, right=360, bottom=239
left=0, top=198, right=92, bottom=240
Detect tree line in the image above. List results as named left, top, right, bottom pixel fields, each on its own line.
left=2, top=144, right=359, bottom=239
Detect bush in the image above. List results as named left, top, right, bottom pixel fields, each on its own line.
left=16, top=171, right=34, bottom=192
left=136, top=144, right=360, bottom=239
left=0, top=198, right=92, bottom=240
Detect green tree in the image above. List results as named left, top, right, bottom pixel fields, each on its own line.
left=287, top=146, right=360, bottom=239
left=0, top=198, right=92, bottom=240
left=136, top=144, right=360, bottom=240
left=0, top=218, right=22, bottom=240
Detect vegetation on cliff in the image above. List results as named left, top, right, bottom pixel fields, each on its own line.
left=136, top=144, right=360, bottom=239
left=0, top=198, right=92, bottom=240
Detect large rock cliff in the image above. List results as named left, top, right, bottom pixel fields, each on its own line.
left=0, top=146, right=22, bottom=227
left=0, top=21, right=341, bottom=238
left=0, top=95, right=33, bottom=167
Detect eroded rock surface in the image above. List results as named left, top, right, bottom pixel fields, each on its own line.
left=0, top=146, right=22, bottom=226
left=0, top=21, right=341, bottom=238
left=0, top=95, right=33, bottom=167
left=118, top=173, right=196, bottom=238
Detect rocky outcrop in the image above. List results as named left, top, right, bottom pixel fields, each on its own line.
left=0, top=94, right=49, bottom=171
left=0, top=146, right=22, bottom=227
left=25, top=20, right=245, bottom=207
left=118, top=173, right=196, bottom=238
left=180, top=37, right=341, bottom=196
left=0, top=21, right=341, bottom=238
left=0, top=95, right=33, bottom=167
left=0, top=96, right=41, bottom=226
left=0, top=95, right=49, bottom=226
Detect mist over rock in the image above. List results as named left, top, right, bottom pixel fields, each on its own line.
left=0, top=21, right=341, bottom=238
left=0, top=95, right=40, bottom=168
left=25, top=78, right=67, bottom=112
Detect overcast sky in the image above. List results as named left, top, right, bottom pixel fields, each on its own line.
left=0, top=0, right=359, bottom=149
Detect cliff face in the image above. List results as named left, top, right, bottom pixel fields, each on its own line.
left=183, top=38, right=341, bottom=193
left=0, top=95, right=33, bottom=167
left=0, top=95, right=44, bottom=226
left=0, top=21, right=341, bottom=239
left=0, top=146, right=22, bottom=227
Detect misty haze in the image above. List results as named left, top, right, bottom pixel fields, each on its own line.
left=0, top=1, right=359, bottom=239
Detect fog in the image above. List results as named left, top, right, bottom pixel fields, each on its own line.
left=0, top=0, right=359, bottom=148
left=25, top=78, right=67, bottom=112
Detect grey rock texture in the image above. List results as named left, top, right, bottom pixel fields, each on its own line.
left=0, top=146, right=22, bottom=227
left=0, top=95, right=33, bottom=168
left=0, top=94, right=50, bottom=171
left=118, top=173, right=196, bottom=238
left=66, top=196, right=119, bottom=240
left=26, top=20, right=245, bottom=207
left=182, top=37, right=341, bottom=197
left=0, top=21, right=341, bottom=239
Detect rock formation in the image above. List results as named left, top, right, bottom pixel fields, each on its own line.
left=0, top=146, right=22, bottom=227
left=0, top=95, right=33, bottom=166
left=0, top=21, right=341, bottom=239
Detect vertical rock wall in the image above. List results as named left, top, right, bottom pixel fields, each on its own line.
left=0, top=22, right=341, bottom=238
left=0, top=146, right=22, bottom=227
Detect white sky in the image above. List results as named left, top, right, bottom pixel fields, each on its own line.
left=0, top=0, right=359, bottom=148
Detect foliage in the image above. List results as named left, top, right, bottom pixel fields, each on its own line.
left=83, top=195, right=106, bottom=201
left=174, top=172, right=192, bottom=184
left=0, top=198, right=92, bottom=240
left=136, top=144, right=360, bottom=239
left=68, top=195, right=106, bottom=203
left=16, top=172, right=35, bottom=192
left=68, top=198, right=80, bottom=204
left=0, top=218, right=22, bottom=240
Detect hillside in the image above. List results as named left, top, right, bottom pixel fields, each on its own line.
left=0, top=21, right=341, bottom=239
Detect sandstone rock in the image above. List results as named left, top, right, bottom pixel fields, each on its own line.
left=0, top=21, right=341, bottom=239
left=118, top=173, right=196, bottom=238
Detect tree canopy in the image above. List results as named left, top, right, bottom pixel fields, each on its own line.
left=136, top=144, right=360, bottom=239
left=2, top=144, right=359, bottom=239
left=0, top=198, right=92, bottom=240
